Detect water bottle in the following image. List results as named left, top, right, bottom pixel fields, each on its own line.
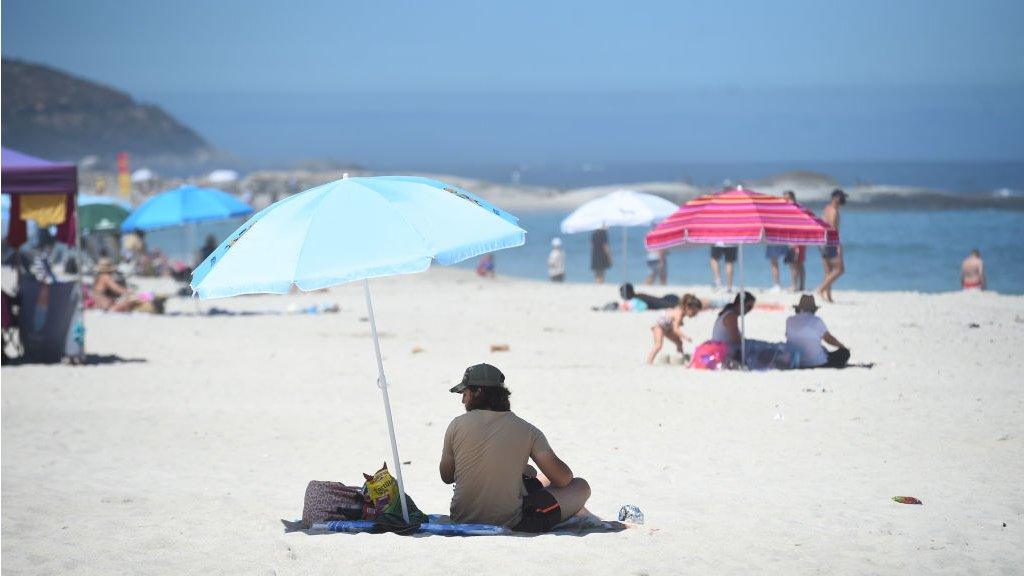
left=618, top=504, right=645, bottom=524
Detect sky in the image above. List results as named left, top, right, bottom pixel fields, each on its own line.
left=4, top=0, right=1024, bottom=168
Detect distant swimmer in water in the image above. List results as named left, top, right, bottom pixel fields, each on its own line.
left=961, top=249, right=985, bottom=290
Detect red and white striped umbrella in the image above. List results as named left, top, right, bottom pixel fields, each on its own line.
left=645, top=186, right=838, bottom=250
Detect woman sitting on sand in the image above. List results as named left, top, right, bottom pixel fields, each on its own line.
left=91, top=259, right=138, bottom=312
left=711, top=291, right=756, bottom=359
left=646, top=294, right=703, bottom=364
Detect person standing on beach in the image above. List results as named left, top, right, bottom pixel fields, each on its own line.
left=547, top=238, right=565, bottom=282
left=816, top=189, right=847, bottom=303
left=590, top=226, right=612, bottom=283
left=440, top=364, right=591, bottom=532
left=644, top=248, right=667, bottom=285
left=709, top=243, right=736, bottom=292
left=961, top=249, right=985, bottom=290
left=782, top=191, right=806, bottom=292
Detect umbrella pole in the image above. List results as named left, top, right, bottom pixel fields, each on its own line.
left=622, top=227, right=628, bottom=284
left=739, top=244, right=746, bottom=366
left=363, top=279, right=411, bottom=525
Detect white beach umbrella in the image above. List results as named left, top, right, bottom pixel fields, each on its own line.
left=560, top=190, right=679, bottom=281
left=131, top=168, right=155, bottom=183
left=207, top=169, right=239, bottom=184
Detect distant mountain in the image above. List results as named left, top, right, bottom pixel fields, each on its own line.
left=1, top=58, right=219, bottom=168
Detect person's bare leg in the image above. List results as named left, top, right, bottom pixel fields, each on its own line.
left=816, top=258, right=832, bottom=299
left=709, top=258, right=720, bottom=287
left=646, top=326, right=665, bottom=364
left=644, top=269, right=655, bottom=285
left=664, top=331, right=683, bottom=354
left=770, top=258, right=780, bottom=287
left=595, top=271, right=604, bottom=284
left=798, top=262, right=806, bottom=292
left=788, top=262, right=799, bottom=292
left=818, top=258, right=843, bottom=303
left=658, top=263, right=667, bottom=285
left=546, top=478, right=592, bottom=521
left=725, top=261, right=734, bottom=292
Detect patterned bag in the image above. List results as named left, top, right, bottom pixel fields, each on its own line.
left=301, top=481, right=375, bottom=528
left=690, top=340, right=729, bottom=370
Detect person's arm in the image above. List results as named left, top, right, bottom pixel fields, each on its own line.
left=723, top=311, right=741, bottom=344
left=532, top=449, right=573, bottom=488
left=823, top=331, right=846, bottom=350
left=439, top=423, right=456, bottom=484
left=979, top=261, right=986, bottom=289
left=671, top=312, right=691, bottom=342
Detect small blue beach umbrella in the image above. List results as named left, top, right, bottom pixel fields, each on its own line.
left=121, top=185, right=252, bottom=232
left=191, top=176, right=526, bottom=523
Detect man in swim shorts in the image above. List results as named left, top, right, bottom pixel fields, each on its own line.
left=709, top=243, right=737, bottom=292
left=440, top=364, right=591, bottom=532
left=816, top=189, right=847, bottom=303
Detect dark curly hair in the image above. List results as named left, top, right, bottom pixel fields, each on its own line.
left=465, top=386, right=512, bottom=412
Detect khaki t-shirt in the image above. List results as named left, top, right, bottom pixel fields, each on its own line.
left=443, top=410, right=552, bottom=527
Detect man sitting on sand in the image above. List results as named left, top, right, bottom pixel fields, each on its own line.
left=439, top=363, right=591, bottom=532
left=785, top=295, right=850, bottom=368
left=961, top=249, right=985, bottom=291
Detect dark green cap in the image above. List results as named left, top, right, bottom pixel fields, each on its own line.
left=450, top=363, right=506, bottom=393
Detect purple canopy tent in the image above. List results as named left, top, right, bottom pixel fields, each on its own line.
left=2, top=148, right=83, bottom=363
left=2, top=147, right=79, bottom=247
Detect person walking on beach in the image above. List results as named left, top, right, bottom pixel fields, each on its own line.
left=961, top=249, right=985, bottom=290
left=785, top=294, right=850, bottom=368
left=816, top=189, right=847, bottom=303
left=644, top=248, right=667, bottom=285
left=709, top=243, right=736, bottom=292
left=547, top=238, right=565, bottom=282
left=590, top=226, right=611, bottom=283
left=782, top=191, right=806, bottom=292
left=439, top=364, right=591, bottom=532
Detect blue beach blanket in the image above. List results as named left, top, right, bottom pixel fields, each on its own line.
left=286, top=512, right=627, bottom=537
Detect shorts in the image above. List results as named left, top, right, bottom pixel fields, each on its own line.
left=513, top=476, right=562, bottom=533
left=765, top=245, right=788, bottom=260
left=783, top=246, right=806, bottom=264
left=820, top=245, right=839, bottom=260
left=710, top=246, right=737, bottom=263
left=647, top=259, right=662, bottom=273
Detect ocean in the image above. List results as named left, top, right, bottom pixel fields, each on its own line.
left=144, top=205, right=1024, bottom=295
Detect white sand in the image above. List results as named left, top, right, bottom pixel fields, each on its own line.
left=2, top=270, right=1022, bottom=575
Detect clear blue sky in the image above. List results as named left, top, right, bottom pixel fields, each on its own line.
left=4, top=0, right=1024, bottom=166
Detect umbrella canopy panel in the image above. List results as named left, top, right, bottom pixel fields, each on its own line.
left=121, top=185, right=252, bottom=232
left=191, top=176, right=526, bottom=299
left=645, top=187, right=838, bottom=249
left=560, top=190, right=679, bottom=233
left=79, top=203, right=130, bottom=234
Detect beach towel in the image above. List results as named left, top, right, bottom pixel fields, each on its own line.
left=285, top=511, right=628, bottom=537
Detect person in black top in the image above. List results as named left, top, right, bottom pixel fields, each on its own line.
left=590, top=226, right=612, bottom=283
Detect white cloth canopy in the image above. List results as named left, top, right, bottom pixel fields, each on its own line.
left=560, top=190, right=678, bottom=233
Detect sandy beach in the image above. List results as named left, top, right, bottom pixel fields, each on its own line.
left=2, top=270, right=1022, bottom=575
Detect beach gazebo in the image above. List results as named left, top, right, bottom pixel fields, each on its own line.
left=1, top=148, right=84, bottom=362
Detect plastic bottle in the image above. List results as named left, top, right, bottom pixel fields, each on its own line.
left=618, top=504, right=645, bottom=524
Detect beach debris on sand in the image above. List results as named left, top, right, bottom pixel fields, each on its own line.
left=893, top=496, right=923, bottom=505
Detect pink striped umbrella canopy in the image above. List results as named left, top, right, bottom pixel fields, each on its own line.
left=645, top=187, right=838, bottom=250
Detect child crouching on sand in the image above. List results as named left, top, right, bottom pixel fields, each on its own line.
left=646, top=294, right=703, bottom=364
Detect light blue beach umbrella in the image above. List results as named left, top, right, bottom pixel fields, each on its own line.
left=191, top=176, right=526, bottom=523
left=121, top=185, right=252, bottom=232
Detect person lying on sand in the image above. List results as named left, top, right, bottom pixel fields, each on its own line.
left=440, top=363, right=591, bottom=532
left=646, top=293, right=702, bottom=363
left=711, top=291, right=756, bottom=360
left=785, top=294, right=850, bottom=368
